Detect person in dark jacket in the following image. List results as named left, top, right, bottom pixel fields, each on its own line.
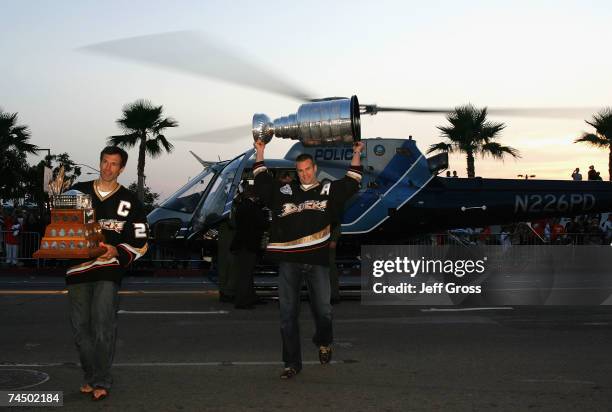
left=253, top=139, right=363, bottom=379
left=230, top=183, right=268, bottom=309
left=66, top=146, right=148, bottom=401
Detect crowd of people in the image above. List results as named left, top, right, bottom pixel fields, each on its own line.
left=445, top=214, right=612, bottom=247
left=571, top=165, right=605, bottom=181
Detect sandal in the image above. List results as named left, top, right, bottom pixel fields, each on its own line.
left=280, top=367, right=298, bottom=379
left=79, top=384, right=94, bottom=394
left=92, top=388, right=108, bottom=401
left=319, top=345, right=332, bottom=364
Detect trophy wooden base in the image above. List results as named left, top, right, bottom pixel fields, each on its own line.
left=33, top=246, right=107, bottom=260
left=34, top=207, right=105, bottom=260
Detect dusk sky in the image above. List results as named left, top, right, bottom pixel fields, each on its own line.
left=2, top=0, right=611, bottom=199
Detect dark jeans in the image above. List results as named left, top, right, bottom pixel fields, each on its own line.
left=68, top=281, right=120, bottom=389
left=278, top=262, right=332, bottom=371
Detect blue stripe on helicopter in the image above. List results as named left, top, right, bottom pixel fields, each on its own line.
left=341, top=141, right=432, bottom=234
left=341, top=140, right=419, bottom=223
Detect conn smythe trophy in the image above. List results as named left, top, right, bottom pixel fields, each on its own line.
left=33, top=167, right=106, bottom=259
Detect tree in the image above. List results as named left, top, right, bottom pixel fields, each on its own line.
left=127, top=182, right=159, bottom=214
left=15, top=153, right=83, bottom=212
left=427, top=105, right=520, bottom=178
left=0, top=108, right=38, bottom=202
left=108, top=99, right=178, bottom=202
left=574, top=108, right=612, bottom=181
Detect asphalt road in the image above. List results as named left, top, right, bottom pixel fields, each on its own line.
left=1, top=276, right=611, bottom=411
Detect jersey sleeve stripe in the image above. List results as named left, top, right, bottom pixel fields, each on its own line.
left=346, top=170, right=363, bottom=182
left=66, top=258, right=120, bottom=275
left=253, top=161, right=267, bottom=176
left=118, top=243, right=148, bottom=262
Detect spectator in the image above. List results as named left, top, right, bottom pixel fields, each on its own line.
left=478, top=226, right=492, bottom=245
left=571, top=168, right=582, bottom=181
left=445, top=171, right=451, bottom=177
left=587, top=165, right=596, bottom=180
left=278, top=171, right=294, bottom=185
left=452, top=170, right=458, bottom=178
left=229, top=184, right=268, bottom=309
left=585, top=217, right=603, bottom=244
left=500, top=227, right=512, bottom=250
left=543, top=221, right=552, bottom=242
left=550, top=219, right=566, bottom=244
left=595, top=171, right=603, bottom=181
left=5, top=211, right=21, bottom=266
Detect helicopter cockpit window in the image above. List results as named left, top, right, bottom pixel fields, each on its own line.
left=159, top=167, right=215, bottom=213
left=197, top=154, right=245, bottom=226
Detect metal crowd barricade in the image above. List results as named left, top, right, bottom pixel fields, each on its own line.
left=0, top=230, right=41, bottom=267
left=1, top=230, right=608, bottom=273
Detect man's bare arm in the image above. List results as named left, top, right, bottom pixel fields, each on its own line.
left=254, top=140, right=265, bottom=162
left=351, top=141, right=364, bottom=167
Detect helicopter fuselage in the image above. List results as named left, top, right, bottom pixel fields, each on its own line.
left=147, top=137, right=612, bottom=252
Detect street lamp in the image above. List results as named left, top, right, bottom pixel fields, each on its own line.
left=35, top=148, right=51, bottom=158
left=74, top=163, right=100, bottom=174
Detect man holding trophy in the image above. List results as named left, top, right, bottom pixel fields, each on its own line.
left=62, top=146, right=148, bottom=400
left=251, top=96, right=363, bottom=379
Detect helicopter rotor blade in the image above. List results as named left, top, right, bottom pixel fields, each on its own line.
left=485, top=107, right=598, bottom=118
left=174, top=124, right=252, bottom=143
left=362, top=105, right=597, bottom=119
left=79, top=31, right=314, bottom=101
left=361, top=106, right=450, bottom=115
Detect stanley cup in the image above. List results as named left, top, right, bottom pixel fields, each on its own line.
left=252, top=95, right=361, bottom=146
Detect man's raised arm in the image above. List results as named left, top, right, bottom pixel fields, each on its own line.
left=252, top=140, right=274, bottom=206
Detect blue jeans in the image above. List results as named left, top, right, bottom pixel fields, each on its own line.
left=278, top=262, right=333, bottom=371
left=68, top=281, right=120, bottom=389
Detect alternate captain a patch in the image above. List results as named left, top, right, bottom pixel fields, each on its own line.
left=320, top=182, right=331, bottom=196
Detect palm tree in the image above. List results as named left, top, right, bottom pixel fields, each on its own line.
left=574, top=108, right=612, bottom=181
left=427, top=104, right=520, bottom=178
left=0, top=109, right=38, bottom=202
left=108, top=99, right=178, bottom=201
left=0, top=109, right=37, bottom=153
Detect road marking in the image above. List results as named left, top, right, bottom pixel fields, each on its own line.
left=117, top=310, right=229, bottom=315
left=0, top=360, right=356, bottom=368
left=119, top=290, right=218, bottom=295
left=0, top=290, right=218, bottom=296
left=519, top=379, right=596, bottom=385
left=337, top=316, right=497, bottom=324
left=0, top=290, right=67, bottom=295
left=0, top=280, right=214, bottom=285
left=421, top=307, right=514, bottom=312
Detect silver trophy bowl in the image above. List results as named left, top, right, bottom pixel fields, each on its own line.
left=252, top=95, right=361, bottom=146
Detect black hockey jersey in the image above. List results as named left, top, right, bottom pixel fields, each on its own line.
left=253, top=161, right=362, bottom=265
left=65, top=180, right=149, bottom=285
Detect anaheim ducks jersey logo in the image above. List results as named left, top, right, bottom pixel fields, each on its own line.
left=280, top=184, right=293, bottom=195
left=279, top=200, right=327, bottom=217
left=99, top=219, right=126, bottom=233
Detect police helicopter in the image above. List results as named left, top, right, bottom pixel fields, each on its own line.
left=80, top=32, right=612, bottom=257
left=147, top=95, right=612, bottom=258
